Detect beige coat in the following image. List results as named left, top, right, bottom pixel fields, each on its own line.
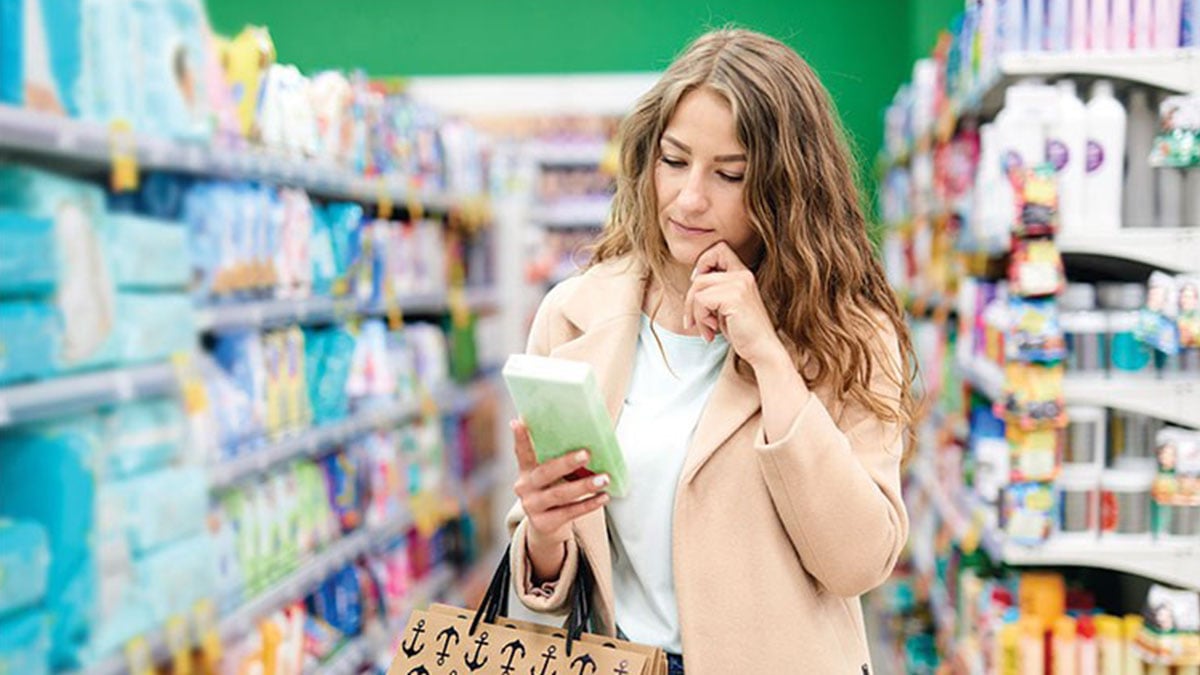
left=506, top=256, right=908, bottom=673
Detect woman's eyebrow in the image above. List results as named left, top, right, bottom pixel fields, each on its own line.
left=661, top=134, right=746, bottom=163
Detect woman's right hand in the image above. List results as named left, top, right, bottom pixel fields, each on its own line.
left=511, top=419, right=610, bottom=581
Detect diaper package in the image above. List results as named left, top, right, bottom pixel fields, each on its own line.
left=97, top=398, right=187, bottom=479
left=0, top=0, right=21, bottom=105
left=0, top=210, right=57, bottom=294
left=0, top=609, right=51, bottom=675
left=0, top=519, right=50, bottom=616
left=19, top=0, right=83, bottom=115
left=102, top=214, right=190, bottom=289
left=107, top=292, right=196, bottom=364
left=0, top=301, right=61, bottom=384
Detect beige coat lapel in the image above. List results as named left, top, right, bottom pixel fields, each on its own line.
left=680, top=350, right=762, bottom=484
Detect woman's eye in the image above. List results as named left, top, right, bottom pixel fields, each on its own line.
left=718, top=172, right=745, bottom=183
left=660, top=157, right=687, bottom=168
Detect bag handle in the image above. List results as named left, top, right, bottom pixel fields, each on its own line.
left=468, top=541, right=597, bottom=657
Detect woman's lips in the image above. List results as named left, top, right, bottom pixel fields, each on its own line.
left=670, top=219, right=713, bottom=236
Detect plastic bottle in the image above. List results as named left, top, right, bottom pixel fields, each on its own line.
left=1133, top=0, right=1153, bottom=47
left=1029, top=0, right=1048, bottom=49
left=1123, top=615, right=1145, bottom=675
left=1095, top=614, right=1123, bottom=675
left=1003, top=0, right=1028, bottom=52
left=1090, top=0, right=1111, bottom=49
left=1071, top=0, right=1091, bottom=48
left=1051, top=616, right=1076, bottom=675
left=1021, top=616, right=1047, bottom=675
left=1158, top=93, right=1185, bottom=229
left=1155, top=0, right=1183, bottom=46
left=997, top=622, right=1022, bottom=674
left=1185, top=170, right=1200, bottom=227
left=1110, top=0, right=1132, bottom=49
left=1124, top=89, right=1157, bottom=228
left=1084, top=80, right=1126, bottom=233
left=1077, top=615, right=1099, bottom=675
left=1052, top=80, right=1089, bottom=235
left=1047, top=0, right=1070, bottom=49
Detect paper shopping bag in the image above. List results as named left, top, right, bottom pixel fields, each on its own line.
left=388, top=544, right=667, bottom=675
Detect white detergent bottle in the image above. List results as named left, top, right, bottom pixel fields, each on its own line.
left=1084, top=80, right=1126, bottom=233
left=1049, top=80, right=1088, bottom=236
left=1124, top=89, right=1157, bottom=228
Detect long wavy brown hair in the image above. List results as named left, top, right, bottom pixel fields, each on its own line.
left=590, top=28, right=917, bottom=441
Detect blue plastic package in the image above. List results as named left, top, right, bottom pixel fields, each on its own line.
left=135, top=534, right=214, bottom=622
left=0, top=0, right=21, bottom=105
left=0, top=301, right=62, bottom=384
left=0, top=609, right=50, bottom=675
left=76, top=0, right=138, bottom=126
left=135, top=172, right=191, bottom=220
left=133, top=0, right=209, bottom=140
left=0, top=416, right=103, bottom=606
left=98, top=398, right=186, bottom=479
left=19, top=0, right=83, bottom=116
left=107, top=292, right=196, bottom=365
left=106, top=467, right=208, bottom=553
left=0, top=519, right=50, bottom=617
left=0, top=211, right=56, bottom=295
left=102, top=214, right=190, bottom=289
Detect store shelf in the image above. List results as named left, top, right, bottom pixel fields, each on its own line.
left=1063, top=376, right=1200, bottom=429
left=1057, top=228, right=1200, bottom=274
left=0, top=363, right=178, bottom=429
left=208, top=400, right=423, bottom=489
left=210, top=377, right=495, bottom=488
left=526, top=140, right=608, bottom=167
left=0, top=104, right=469, bottom=210
left=912, top=464, right=1200, bottom=591
left=531, top=200, right=610, bottom=229
left=961, top=49, right=1200, bottom=116
left=196, top=286, right=501, bottom=332
left=1001, top=538, right=1200, bottom=591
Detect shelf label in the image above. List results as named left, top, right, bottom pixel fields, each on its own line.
left=124, top=635, right=153, bottom=675
left=166, top=615, right=192, bottom=675
left=109, top=120, right=140, bottom=192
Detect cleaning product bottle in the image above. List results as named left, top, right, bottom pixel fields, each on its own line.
left=1090, top=0, right=1111, bottom=50
left=1071, top=0, right=1091, bottom=49
left=1021, top=616, right=1047, bottom=675
left=1095, top=614, right=1123, bottom=675
left=1110, top=0, right=1132, bottom=49
left=1124, top=88, right=1157, bottom=228
left=1051, top=616, right=1076, bottom=674
left=1051, top=80, right=1088, bottom=236
left=1077, top=615, right=1098, bottom=675
left=1084, top=80, right=1126, bottom=233
left=1123, top=615, right=1145, bottom=675
left=1155, top=0, right=1183, bottom=46
left=1048, top=0, right=1071, bottom=49
left=1133, top=0, right=1153, bottom=47
left=1029, top=0, right=1048, bottom=50
left=997, top=622, right=1021, bottom=675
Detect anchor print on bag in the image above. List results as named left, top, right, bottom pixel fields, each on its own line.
left=462, top=630, right=490, bottom=671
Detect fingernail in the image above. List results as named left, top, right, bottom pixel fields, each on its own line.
left=592, top=475, right=609, bottom=488
left=575, top=450, right=589, bottom=463
left=509, top=419, right=518, bottom=431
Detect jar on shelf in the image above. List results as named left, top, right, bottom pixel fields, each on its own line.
left=1062, top=311, right=1108, bottom=376
left=1106, top=311, right=1155, bottom=378
left=1109, top=409, right=1163, bottom=471
left=1064, top=405, right=1106, bottom=469
left=1100, top=468, right=1155, bottom=541
left=1056, top=465, right=1101, bottom=540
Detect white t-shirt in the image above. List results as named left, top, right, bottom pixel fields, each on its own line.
left=608, top=314, right=729, bottom=653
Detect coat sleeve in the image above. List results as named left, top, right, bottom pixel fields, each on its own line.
left=754, top=327, right=909, bottom=598
left=505, top=281, right=582, bottom=615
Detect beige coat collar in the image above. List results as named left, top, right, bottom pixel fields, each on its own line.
left=549, top=256, right=762, bottom=487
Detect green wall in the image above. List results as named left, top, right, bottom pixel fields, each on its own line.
left=206, top=1, right=921, bottom=173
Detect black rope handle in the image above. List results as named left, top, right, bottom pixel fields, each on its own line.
left=467, top=541, right=599, bottom=658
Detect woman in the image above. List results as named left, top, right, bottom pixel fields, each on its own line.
left=507, top=28, right=915, bottom=674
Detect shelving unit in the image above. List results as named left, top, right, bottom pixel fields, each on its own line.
left=1057, top=228, right=1200, bottom=275
left=0, top=105, right=470, bottom=209
left=525, top=140, right=607, bottom=167
left=195, top=286, right=501, bottom=332
left=0, top=363, right=179, bottom=429
left=530, top=200, right=610, bottom=229
left=911, top=464, right=1200, bottom=592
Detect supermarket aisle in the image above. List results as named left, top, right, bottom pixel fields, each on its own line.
left=873, top=3, right=1200, bottom=673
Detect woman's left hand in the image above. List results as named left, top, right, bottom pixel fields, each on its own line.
left=683, top=242, right=788, bottom=368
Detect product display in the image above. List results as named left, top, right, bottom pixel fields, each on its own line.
left=879, top=3, right=1200, bottom=671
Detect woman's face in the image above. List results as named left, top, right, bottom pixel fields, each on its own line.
left=654, top=88, right=760, bottom=270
